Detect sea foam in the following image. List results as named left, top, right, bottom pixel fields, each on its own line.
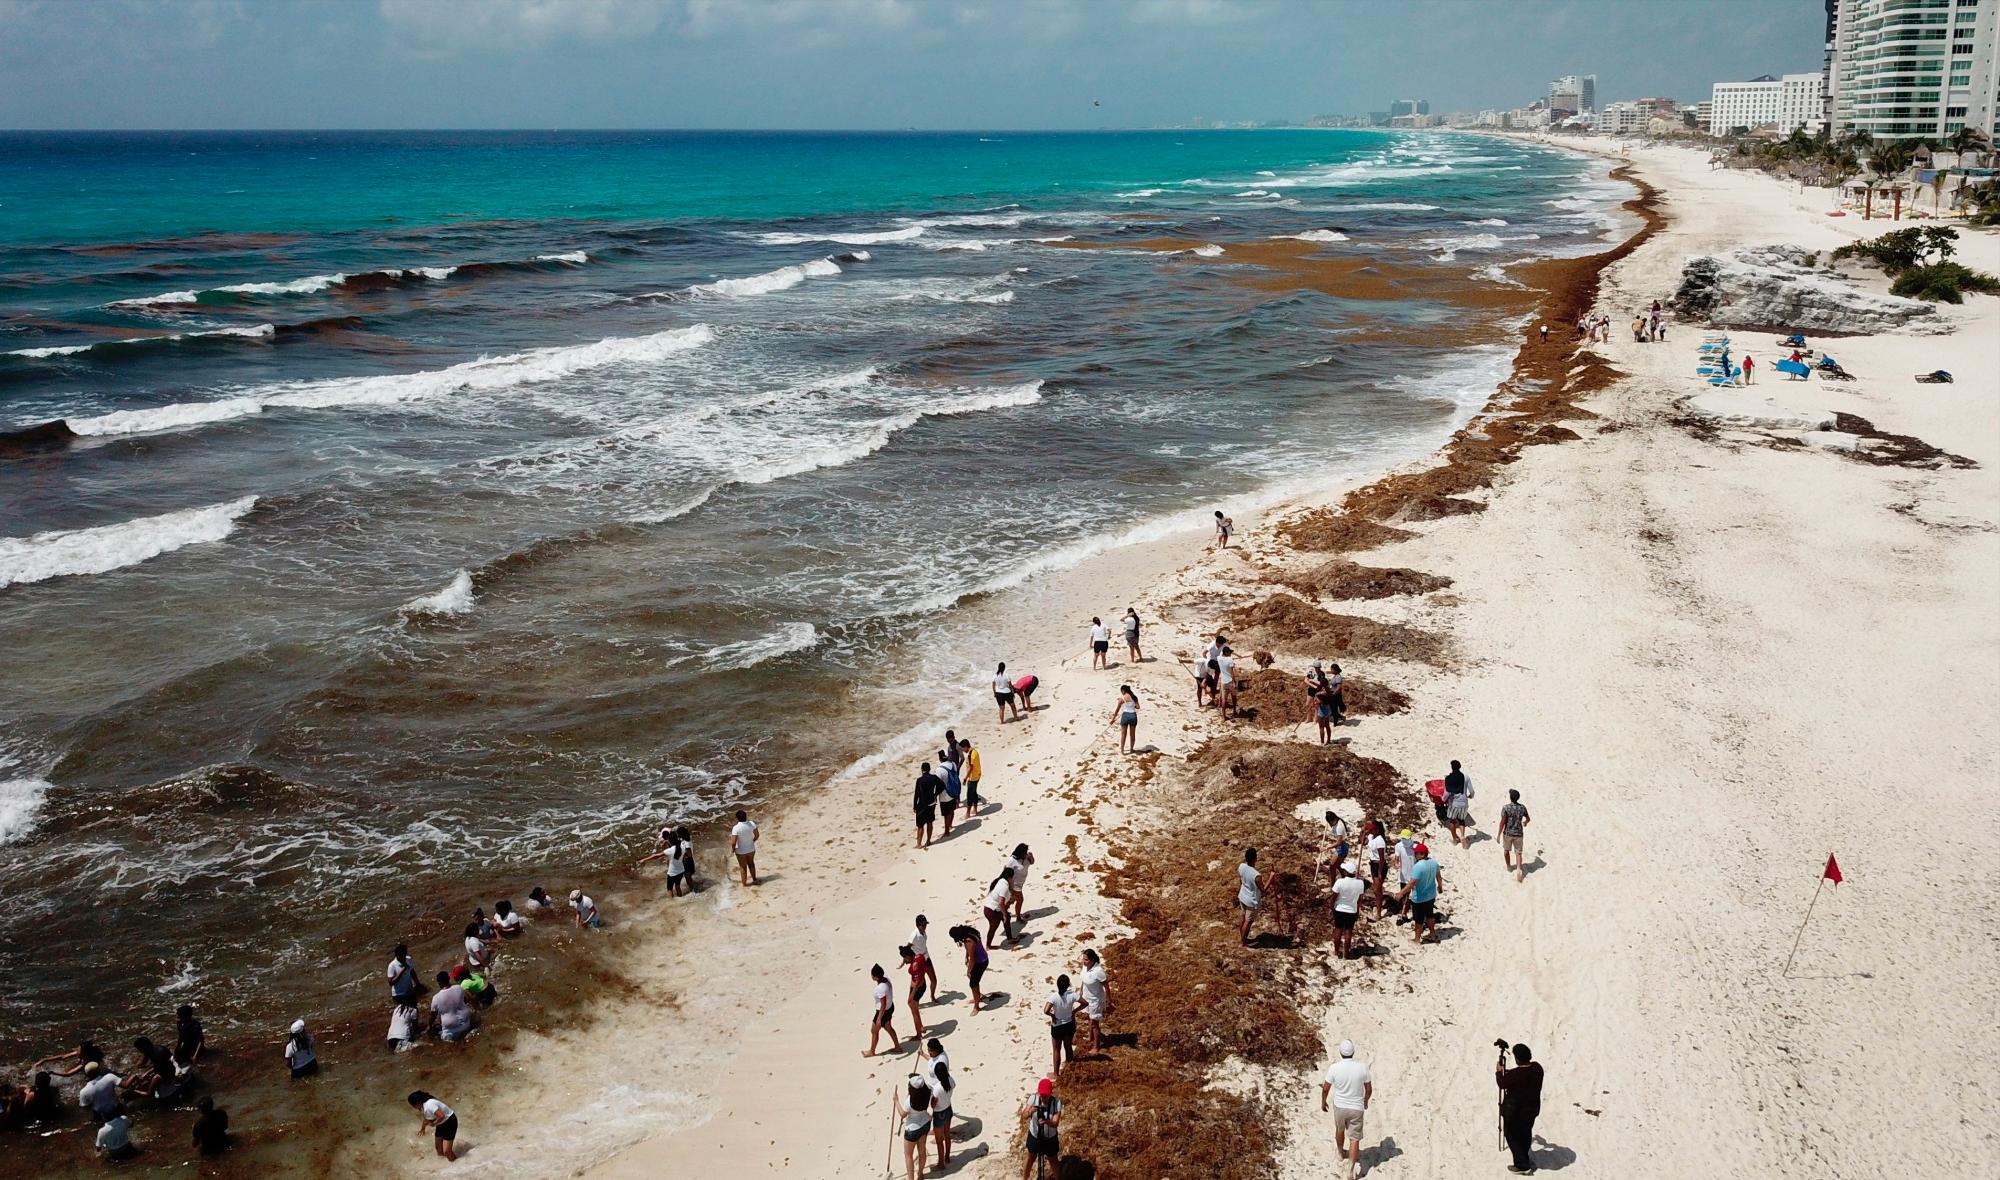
left=401, top=569, right=476, bottom=617
left=7, top=324, right=276, bottom=359
left=688, top=257, right=841, bottom=298
left=755, top=225, right=926, bottom=246
left=0, top=496, right=257, bottom=588
left=64, top=324, right=717, bottom=438
left=0, top=778, right=51, bottom=845
left=1272, top=230, right=1349, bottom=243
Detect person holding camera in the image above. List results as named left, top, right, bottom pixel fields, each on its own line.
left=1495, top=1041, right=1544, bottom=1174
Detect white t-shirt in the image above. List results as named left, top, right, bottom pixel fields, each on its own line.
left=1205, top=640, right=1224, bottom=664
left=910, top=927, right=929, bottom=958
left=388, top=1005, right=419, bottom=1043
left=423, top=1098, right=454, bottom=1124
left=1048, top=988, right=1079, bottom=1025
left=1090, top=623, right=1109, bottom=643
left=1327, top=818, right=1350, bottom=843
left=79, top=1074, right=122, bottom=1116
left=1080, top=963, right=1108, bottom=1013
left=432, top=986, right=470, bottom=1034
left=1008, top=855, right=1031, bottom=889
left=574, top=895, right=596, bottom=920
left=495, top=911, right=522, bottom=934
left=1396, top=838, right=1417, bottom=880
left=1333, top=877, right=1368, bottom=914
left=464, top=935, right=486, bottom=962
left=1238, top=862, right=1261, bottom=906
left=285, top=1035, right=316, bottom=1070
left=731, top=820, right=757, bottom=854
left=666, top=842, right=685, bottom=874
left=96, top=1115, right=132, bottom=1153
left=873, top=979, right=892, bottom=1010
left=984, top=878, right=1012, bottom=911
left=926, top=1053, right=954, bottom=1112
left=1216, top=655, right=1235, bottom=687
left=387, top=956, right=416, bottom=992
left=1368, top=833, right=1387, bottom=867
left=1123, top=614, right=1139, bottom=637
left=994, top=672, right=1014, bottom=693
left=1326, top=1059, right=1372, bottom=1111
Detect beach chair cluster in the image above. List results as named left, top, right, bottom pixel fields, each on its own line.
left=1696, top=334, right=1739, bottom=385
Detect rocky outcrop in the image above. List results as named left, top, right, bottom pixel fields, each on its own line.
left=1669, top=245, right=1944, bottom=335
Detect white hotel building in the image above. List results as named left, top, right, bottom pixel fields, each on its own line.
left=1709, top=73, right=1827, bottom=135
left=1828, top=0, right=1999, bottom=139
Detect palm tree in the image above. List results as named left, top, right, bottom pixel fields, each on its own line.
left=1948, top=125, right=1992, bottom=157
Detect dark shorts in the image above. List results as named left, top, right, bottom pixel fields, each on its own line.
left=995, top=691, right=1014, bottom=706
left=1051, top=1020, right=1076, bottom=1046
left=1028, top=1134, right=1060, bottom=1158
left=1411, top=898, right=1436, bottom=924
left=932, top=1108, right=952, bottom=1131
left=915, top=805, right=935, bottom=825
left=903, top=1125, right=928, bottom=1143
left=1334, top=910, right=1358, bottom=929
left=436, top=1114, right=458, bottom=1142
left=969, top=960, right=988, bottom=988
left=873, top=1006, right=894, bottom=1027
left=1093, top=640, right=1108, bottom=653
left=1370, top=861, right=1387, bottom=880
left=965, top=779, right=980, bottom=797
left=290, top=1060, right=318, bottom=1080
left=667, top=871, right=684, bottom=886
left=941, top=799, right=958, bottom=817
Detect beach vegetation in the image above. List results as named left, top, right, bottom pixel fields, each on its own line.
left=1888, top=262, right=2000, bottom=305
left=1831, top=226, right=1960, bottom=276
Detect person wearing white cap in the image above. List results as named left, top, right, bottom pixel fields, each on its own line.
left=284, top=1019, right=318, bottom=1080
left=1330, top=859, right=1368, bottom=960
left=570, top=889, right=600, bottom=929
left=1319, top=1039, right=1373, bottom=1179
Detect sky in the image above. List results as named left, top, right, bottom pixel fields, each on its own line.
left=0, top=0, right=1827, bottom=130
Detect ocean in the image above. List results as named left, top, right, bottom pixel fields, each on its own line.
left=0, top=129, right=1628, bottom=1062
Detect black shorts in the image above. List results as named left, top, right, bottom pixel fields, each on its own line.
left=1051, top=1020, right=1075, bottom=1046
left=1370, top=861, right=1387, bottom=880
left=1411, top=898, right=1436, bottom=924
left=915, top=805, right=935, bottom=824
left=436, top=1114, right=458, bottom=1142
left=873, top=1006, right=894, bottom=1027
left=1092, top=640, right=1108, bottom=653
left=969, top=961, right=987, bottom=988
left=941, top=799, right=958, bottom=817
left=995, top=691, right=1014, bottom=706
left=1334, top=910, right=1358, bottom=929
left=290, top=1060, right=318, bottom=1080
left=1028, top=1134, right=1060, bottom=1158
left=903, top=1124, right=928, bottom=1143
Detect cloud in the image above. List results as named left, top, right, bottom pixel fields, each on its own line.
left=378, top=0, right=672, bottom=54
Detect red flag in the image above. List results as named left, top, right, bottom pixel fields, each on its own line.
left=1822, top=854, right=1842, bottom=886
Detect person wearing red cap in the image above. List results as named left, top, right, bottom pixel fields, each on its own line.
left=1400, top=842, right=1442, bottom=945
left=1020, top=1077, right=1061, bottom=1178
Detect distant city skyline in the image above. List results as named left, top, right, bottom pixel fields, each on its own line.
left=0, top=0, right=1825, bottom=130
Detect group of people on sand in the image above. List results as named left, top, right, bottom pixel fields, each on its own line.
left=8, top=1005, right=223, bottom=1163
left=1578, top=300, right=1667, bottom=344
left=912, top=733, right=984, bottom=847
left=1180, top=630, right=1242, bottom=718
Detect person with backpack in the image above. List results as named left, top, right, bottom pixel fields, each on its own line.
left=1045, top=973, right=1080, bottom=1076
left=937, top=749, right=962, bottom=837
left=1020, top=1077, right=1061, bottom=1178
left=893, top=1073, right=933, bottom=1180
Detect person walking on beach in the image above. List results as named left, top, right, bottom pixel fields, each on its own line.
left=1112, top=683, right=1141, bottom=753
left=730, top=809, right=760, bottom=885
left=1331, top=860, right=1367, bottom=960
left=1402, top=843, right=1442, bottom=945
left=1122, top=607, right=1142, bottom=662
left=408, top=1090, right=459, bottom=1162
left=993, top=663, right=1022, bottom=723
left=1497, top=1043, right=1545, bottom=1174
left=937, top=750, right=963, bottom=836
left=1500, top=790, right=1531, bottom=881
left=899, top=946, right=929, bottom=1039
left=1088, top=616, right=1111, bottom=669
left=913, top=761, right=942, bottom=849
left=950, top=925, right=990, bottom=1012
left=867, top=964, right=902, bottom=1057
left=923, top=1039, right=956, bottom=1168
left=1237, top=847, right=1263, bottom=945
left=960, top=737, right=984, bottom=813
left=982, top=871, right=1015, bottom=947
left=1078, top=948, right=1109, bottom=1056
left=1320, top=1039, right=1373, bottom=1180
left=1007, top=844, right=1036, bottom=929
left=1045, top=973, right=1080, bottom=1075
left=894, top=1073, right=934, bottom=1180
left=1366, top=822, right=1391, bottom=918
left=1021, top=1077, right=1061, bottom=1180
left=1444, top=760, right=1474, bottom=846
left=1214, top=510, right=1234, bottom=548
left=910, top=914, right=940, bottom=997
left=1742, top=354, right=1755, bottom=385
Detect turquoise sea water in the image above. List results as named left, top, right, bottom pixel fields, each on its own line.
left=0, top=129, right=1627, bottom=1068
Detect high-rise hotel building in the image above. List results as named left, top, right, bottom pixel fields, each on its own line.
left=1828, top=0, right=1998, bottom=138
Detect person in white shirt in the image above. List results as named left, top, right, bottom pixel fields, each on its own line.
left=1213, top=509, right=1234, bottom=548
left=430, top=973, right=472, bottom=1042
left=386, top=943, right=421, bottom=1003
left=569, top=889, right=600, bottom=929
left=1088, top=616, right=1111, bottom=669
left=867, top=963, right=902, bottom=1058
left=95, top=1112, right=138, bottom=1161
left=408, top=1090, right=458, bottom=1161
left=386, top=1001, right=424, bottom=1051
left=1366, top=823, right=1391, bottom=918
left=923, top=1039, right=956, bottom=1168
left=1215, top=647, right=1238, bottom=718
left=1319, top=1039, right=1373, bottom=1179
left=492, top=899, right=523, bottom=938
left=1078, top=948, right=1110, bottom=1056
left=992, top=662, right=1021, bottom=723
left=1044, top=974, right=1080, bottom=1076
left=1237, top=848, right=1263, bottom=945
left=1330, top=860, right=1368, bottom=960
left=77, top=1062, right=122, bottom=1123
left=1006, top=844, right=1035, bottom=927
left=283, top=1019, right=317, bottom=1080
left=462, top=924, right=491, bottom=973
left=1122, top=607, right=1142, bottom=662
left=982, top=872, right=1013, bottom=947
left=729, top=810, right=760, bottom=885
left=910, top=914, right=939, bottom=996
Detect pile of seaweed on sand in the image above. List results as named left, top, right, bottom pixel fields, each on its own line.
left=1270, top=557, right=1452, bottom=602
left=1225, top=593, right=1449, bottom=667
left=1052, top=740, right=1425, bottom=1180
left=1231, top=667, right=1412, bottom=729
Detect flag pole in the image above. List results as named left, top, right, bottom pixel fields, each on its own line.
left=1782, top=861, right=1833, bottom=977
